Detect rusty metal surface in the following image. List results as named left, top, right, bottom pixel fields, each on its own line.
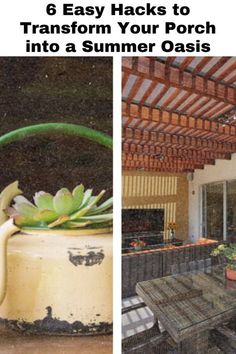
left=0, top=326, right=112, bottom=354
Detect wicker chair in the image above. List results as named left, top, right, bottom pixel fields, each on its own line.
left=122, top=257, right=230, bottom=353
left=171, top=258, right=236, bottom=354
left=122, top=302, right=146, bottom=315
left=170, top=258, right=212, bottom=275
left=122, top=320, right=177, bottom=354
left=211, top=326, right=236, bottom=354
left=122, top=297, right=177, bottom=353
left=209, top=258, right=236, bottom=354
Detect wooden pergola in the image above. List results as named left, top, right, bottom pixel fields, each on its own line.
left=122, top=57, right=236, bottom=173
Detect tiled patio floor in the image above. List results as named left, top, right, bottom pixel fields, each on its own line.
left=122, top=297, right=225, bottom=353
left=122, top=296, right=155, bottom=339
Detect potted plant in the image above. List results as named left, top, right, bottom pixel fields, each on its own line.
left=211, top=244, right=236, bottom=281
left=130, top=239, right=146, bottom=251
left=0, top=181, right=113, bottom=335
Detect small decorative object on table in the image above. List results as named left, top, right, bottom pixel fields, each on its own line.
left=168, top=222, right=176, bottom=242
left=211, top=244, right=236, bottom=281
left=130, top=239, right=146, bottom=251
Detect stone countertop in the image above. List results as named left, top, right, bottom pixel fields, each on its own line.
left=0, top=327, right=112, bottom=354
left=122, top=238, right=218, bottom=256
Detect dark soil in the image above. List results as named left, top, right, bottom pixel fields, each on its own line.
left=0, top=57, right=112, bottom=198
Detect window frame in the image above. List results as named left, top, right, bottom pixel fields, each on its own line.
left=201, top=179, right=236, bottom=241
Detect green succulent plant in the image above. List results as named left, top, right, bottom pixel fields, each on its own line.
left=5, top=183, right=113, bottom=230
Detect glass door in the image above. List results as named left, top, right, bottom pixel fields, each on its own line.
left=202, top=182, right=224, bottom=241
left=227, top=180, right=236, bottom=242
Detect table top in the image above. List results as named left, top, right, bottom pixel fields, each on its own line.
left=136, top=265, right=236, bottom=343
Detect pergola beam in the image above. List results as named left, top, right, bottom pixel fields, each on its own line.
left=122, top=102, right=236, bottom=142
left=123, top=127, right=236, bottom=153
left=122, top=143, right=232, bottom=161
left=123, top=159, right=201, bottom=172
left=122, top=57, right=235, bottom=106
left=123, top=152, right=216, bottom=166
left=122, top=56, right=236, bottom=173
left=204, top=57, right=231, bottom=79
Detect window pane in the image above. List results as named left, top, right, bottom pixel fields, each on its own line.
left=227, top=180, right=236, bottom=242
left=202, top=185, right=207, bottom=236
left=205, top=183, right=224, bottom=241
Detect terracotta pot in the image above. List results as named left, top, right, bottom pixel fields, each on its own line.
left=0, top=221, right=112, bottom=335
left=225, top=268, right=236, bottom=281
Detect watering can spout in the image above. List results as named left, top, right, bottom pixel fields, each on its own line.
left=0, top=181, right=22, bottom=225
left=0, top=219, right=19, bottom=305
left=0, top=181, right=22, bottom=304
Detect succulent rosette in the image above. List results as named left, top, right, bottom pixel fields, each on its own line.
left=5, top=183, right=113, bottom=230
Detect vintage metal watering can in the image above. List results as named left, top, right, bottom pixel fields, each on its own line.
left=0, top=124, right=113, bottom=335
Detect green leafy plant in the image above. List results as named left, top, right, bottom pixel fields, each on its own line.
left=211, top=244, right=236, bottom=270
left=5, top=183, right=113, bottom=230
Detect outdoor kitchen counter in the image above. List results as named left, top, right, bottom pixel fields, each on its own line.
left=0, top=326, right=112, bottom=354
left=136, top=265, right=236, bottom=354
left=122, top=239, right=219, bottom=298
left=122, top=239, right=218, bottom=256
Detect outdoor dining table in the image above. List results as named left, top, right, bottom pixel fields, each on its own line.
left=136, top=265, right=236, bottom=354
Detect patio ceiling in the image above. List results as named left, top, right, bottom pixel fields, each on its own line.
left=122, top=57, right=236, bottom=173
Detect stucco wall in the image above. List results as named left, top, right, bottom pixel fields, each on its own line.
left=189, top=153, right=236, bottom=242
left=122, top=170, right=189, bottom=240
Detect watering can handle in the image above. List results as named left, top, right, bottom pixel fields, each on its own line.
left=0, top=219, right=19, bottom=305
left=0, top=123, right=112, bottom=305
left=0, top=123, right=113, bottom=150
left=0, top=124, right=112, bottom=305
